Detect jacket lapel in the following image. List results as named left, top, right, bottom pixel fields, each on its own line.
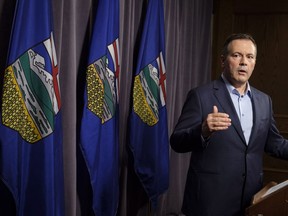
left=247, top=87, right=261, bottom=146
left=213, top=78, right=247, bottom=144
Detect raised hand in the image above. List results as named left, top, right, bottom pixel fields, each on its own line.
left=201, top=105, right=231, bottom=138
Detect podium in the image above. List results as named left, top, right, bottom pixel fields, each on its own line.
left=246, top=180, right=288, bottom=216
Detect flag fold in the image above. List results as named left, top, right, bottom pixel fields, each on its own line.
left=79, top=0, right=120, bottom=215
left=129, top=0, right=169, bottom=209
left=0, top=0, right=64, bottom=215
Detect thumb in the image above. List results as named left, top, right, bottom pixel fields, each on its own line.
left=213, top=105, right=218, bottom=113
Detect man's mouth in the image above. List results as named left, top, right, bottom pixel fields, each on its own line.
left=238, top=67, right=247, bottom=73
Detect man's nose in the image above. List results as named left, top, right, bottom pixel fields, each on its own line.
left=239, top=57, right=248, bottom=65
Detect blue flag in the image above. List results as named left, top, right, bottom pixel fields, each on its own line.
left=129, top=0, right=169, bottom=209
left=0, top=0, right=64, bottom=215
left=79, top=0, right=120, bottom=215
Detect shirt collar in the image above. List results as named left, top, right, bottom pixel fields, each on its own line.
left=221, top=73, right=252, bottom=97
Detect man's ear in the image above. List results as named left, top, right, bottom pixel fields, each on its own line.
left=220, top=55, right=225, bottom=66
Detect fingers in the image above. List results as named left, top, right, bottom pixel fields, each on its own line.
left=211, top=119, right=231, bottom=130
left=212, top=106, right=227, bottom=117
left=207, top=106, right=231, bottom=131
left=213, top=105, right=218, bottom=114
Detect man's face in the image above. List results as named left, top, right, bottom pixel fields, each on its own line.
left=222, top=39, right=256, bottom=88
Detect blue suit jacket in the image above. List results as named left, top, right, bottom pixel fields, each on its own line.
left=170, top=77, right=288, bottom=216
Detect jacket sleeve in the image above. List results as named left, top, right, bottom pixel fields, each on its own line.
left=265, top=96, right=288, bottom=159
left=170, top=89, right=207, bottom=153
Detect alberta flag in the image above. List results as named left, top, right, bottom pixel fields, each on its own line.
left=79, top=0, right=120, bottom=215
left=0, top=0, right=64, bottom=215
left=129, top=0, right=169, bottom=209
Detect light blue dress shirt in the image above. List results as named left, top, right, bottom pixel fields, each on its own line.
left=222, top=75, right=253, bottom=144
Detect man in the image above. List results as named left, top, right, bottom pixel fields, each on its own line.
left=170, top=33, right=288, bottom=216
